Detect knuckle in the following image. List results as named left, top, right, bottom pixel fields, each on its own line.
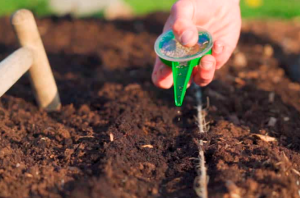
left=172, top=20, right=183, bottom=32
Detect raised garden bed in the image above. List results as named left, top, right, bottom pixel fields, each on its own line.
left=0, top=13, right=300, bottom=198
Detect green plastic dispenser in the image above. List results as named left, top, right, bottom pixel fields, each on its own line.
left=154, top=28, right=213, bottom=106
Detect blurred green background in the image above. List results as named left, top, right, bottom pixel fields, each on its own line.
left=0, top=0, right=300, bottom=19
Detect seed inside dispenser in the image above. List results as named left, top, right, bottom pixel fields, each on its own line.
left=158, top=32, right=211, bottom=60
left=161, top=40, right=204, bottom=58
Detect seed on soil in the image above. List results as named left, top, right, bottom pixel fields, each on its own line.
left=194, top=140, right=208, bottom=198
left=264, top=44, right=274, bottom=57
left=253, top=134, right=277, bottom=142
left=25, top=173, right=33, bottom=178
left=141, top=145, right=153, bottom=149
left=109, top=133, right=114, bottom=142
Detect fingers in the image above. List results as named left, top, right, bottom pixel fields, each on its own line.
left=170, top=0, right=214, bottom=47
left=213, top=40, right=224, bottom=55
left=193, top=55, right=216, bottom=87
left=170, top=0, right=198, bottom=47
left=212, top=40, right=233, bottom=69
left=152, top=57, right=173, bottom=89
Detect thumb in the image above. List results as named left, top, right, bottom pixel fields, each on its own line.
left=170, top=0, right=213, bottom=47
left=171, top=0, right=198, bottom=47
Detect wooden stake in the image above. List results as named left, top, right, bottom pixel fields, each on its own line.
left=0, top=47, right=33, bottom=97
left=11, top=9, right=61, bottom=111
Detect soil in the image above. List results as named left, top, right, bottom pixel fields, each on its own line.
left=0, top=13, right=300, bottom=198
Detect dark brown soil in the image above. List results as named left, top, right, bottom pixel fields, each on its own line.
left=0, top=13, right=300, bottom=198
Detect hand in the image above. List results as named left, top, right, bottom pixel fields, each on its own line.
left=152, top=0, right=241, bottom=88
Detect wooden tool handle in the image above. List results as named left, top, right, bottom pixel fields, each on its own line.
left=0, top=47, right=33, bottom=98
left=11, top=9, right=61, bottom=111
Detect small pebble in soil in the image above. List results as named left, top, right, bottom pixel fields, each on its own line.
left=268, top=92, right=275, bottom=103
left=268, top=117, right=277, bottom=127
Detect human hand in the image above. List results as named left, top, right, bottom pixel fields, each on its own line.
left=152, top=0, right=241, bottom=88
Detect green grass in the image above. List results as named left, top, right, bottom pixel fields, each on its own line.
left=125, top=0, right=300, bottom=19
left=240, top=0, right=300, bottom=19
left=0, top=0, right=299, bottom=19
left=125, top=0, right=174, bottom=15
left=0, top=0, right=51, bottom=16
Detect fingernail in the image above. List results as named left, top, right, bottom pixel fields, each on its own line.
left=159, top=65, right=171, bottom=76
left=214, top=43, right=224, bottom=54
left=201, top=61, right=214, bottom=70
left=180, top=30, right=194, bottom=45
left=216, top=43, right=223, bottom=48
